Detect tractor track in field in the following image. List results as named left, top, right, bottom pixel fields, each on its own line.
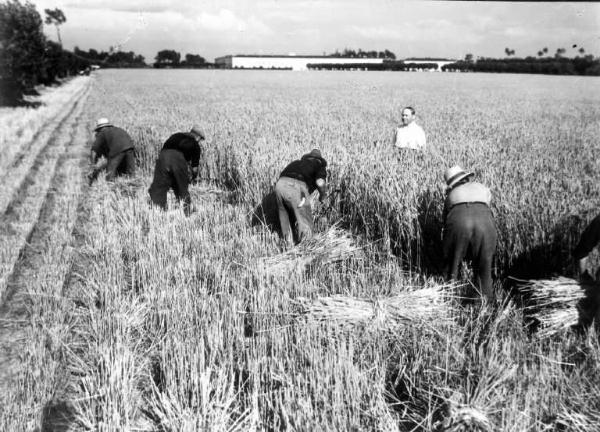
left=0, top=80, right=90, bottom=217
left=0, top=83, right=90, bottom=304
left=0, top=79, right=93, bottom=428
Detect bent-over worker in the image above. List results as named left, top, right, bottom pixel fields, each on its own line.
left=148, top=126, right=205, bottom=216
left=442, top=165, right=497, bottom=301
left=573, top=213, right=600, bottom=280
left=89, top=118, right=136, bottom=183
left=275, top=149, right=327, bottom=245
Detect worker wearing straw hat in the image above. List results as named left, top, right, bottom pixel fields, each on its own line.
left=394, top=106, right=426, bottom=150
left=442, top=165, right=497, bottom=301
left=148, top=125, right=205, bottom=216
left=89, top=118, right=135, bottom=184
left=275, top=149, right=327, bottom=245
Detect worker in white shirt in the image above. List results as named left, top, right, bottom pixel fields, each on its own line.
left=442, top=165, right=497, bottom=301
left=394, top=106, right=426, bottom=150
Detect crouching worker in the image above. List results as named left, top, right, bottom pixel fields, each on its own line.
left=442, top=165, right=497, bottom=301
left=148, top=126, right=205, bottom=216
left=571, top=214, right=600, bottom=327
left=573, top=213, right=600, bottom=281
left=275, top=149, right=327, bottom=246
left=89, top=118, right=136, bottom=184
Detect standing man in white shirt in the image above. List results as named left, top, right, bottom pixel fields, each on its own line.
left=394, top=106, right=426, bottom=150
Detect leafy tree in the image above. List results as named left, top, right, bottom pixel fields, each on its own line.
left=464, top=53, right=474, bottom=63
left=537, top=51, right=544, bottom=57
left=555, top=47, right=566, bottom=58
left=543, top=47, right=548, bottom=54
left=0, top=0, right=47, bottom=104
left=154, top=49, right=180, bottom=67
left=383, top=49, right=396, bottom=60
left=183, top=53, right=205, bottom=67
left=578, top=47, right=585, bottom=55
left=44, top=7, right=65, bottom=47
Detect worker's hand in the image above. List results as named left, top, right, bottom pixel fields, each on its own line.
left=577, top=256, right=595, bottom=282
left=578, top=257, right=589, bottom=276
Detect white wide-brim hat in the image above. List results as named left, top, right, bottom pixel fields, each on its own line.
left=94, top=118, right=112, bottom=131
left=190, top=125, right=205, bottom=140
left=444, top=165, right=474, bottom=188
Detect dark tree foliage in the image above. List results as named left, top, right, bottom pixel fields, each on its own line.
left=73, top=46, right=146, bottom=68
left=0, top=0, right=46, bottom=104
left=181, top=53, right=206, bottom=67
left=326, top=48, right=396, bottom=60
left=441, top=56, right=600, bottom=76
left=153, top=51, right=213, bottom=68
left=154, top=49, right=181, bottom=67
left=307, top=61, right=437, bottom=71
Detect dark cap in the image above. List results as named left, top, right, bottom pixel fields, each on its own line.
left=307, top=148, right=322, bottom=159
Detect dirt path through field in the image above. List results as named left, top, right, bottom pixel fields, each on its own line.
left=0, top=80, right=92, bottom=430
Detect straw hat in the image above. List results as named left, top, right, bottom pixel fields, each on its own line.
left=190, top=125, right=205, bottom=140
left=94, top=118, right=112, bottom=131
left=444, top=165, right=474, bottom=188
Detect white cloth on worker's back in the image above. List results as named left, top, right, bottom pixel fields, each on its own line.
left=446, top=182, right=492, bottom=208
left=394, top=122, right=426, bottom=150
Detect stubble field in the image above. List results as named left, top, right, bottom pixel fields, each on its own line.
left=1, top=69, right=600, bottom=431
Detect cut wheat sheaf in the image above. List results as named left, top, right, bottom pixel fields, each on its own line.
left=258, top=226, right=362, bottom=273
left=514, top=276, right=592, bottom=337
left=294, top=284, right=457, bottom=330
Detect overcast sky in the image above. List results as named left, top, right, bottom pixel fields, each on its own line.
left=32, top=1, right=600, bottom=62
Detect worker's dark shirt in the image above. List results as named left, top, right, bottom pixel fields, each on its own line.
left=161, top=132, right=201, bottom=167
left=573, top=213, right=600, bottom=259
left=280, top=154, right=327, bottom=193
left=92, top=126, right=134, bottom=158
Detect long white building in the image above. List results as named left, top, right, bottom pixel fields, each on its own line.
left=403, top=58, right=457, bottom=70
left=215, top=55, right=385, bottom=71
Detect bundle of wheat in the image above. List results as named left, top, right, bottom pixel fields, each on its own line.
left=258, top=226, right=361, bottom=274
left=435, top=404, right=493, bottom=432
left=555, top=410, right=600, bottom=432
left=514, top=276, right=591, bottom=337
left=294, top=285, right=456, bottom=330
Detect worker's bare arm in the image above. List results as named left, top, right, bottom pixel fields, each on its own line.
left=316, top=178, right=327, bottom=201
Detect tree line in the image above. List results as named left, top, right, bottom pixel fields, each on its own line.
left=0, top=0, right=92, bottom=105
left=326, top=48, right=396, bottom=60
left=0, top=0, right=213, bottom=106
left=307, top=61, right=439, bottom=71
left=153, top=50, right=214, bottom=68
left=445, top=48, right=599, bottom=76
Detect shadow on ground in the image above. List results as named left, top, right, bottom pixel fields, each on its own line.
left=39, top=399, right=77, bottom=432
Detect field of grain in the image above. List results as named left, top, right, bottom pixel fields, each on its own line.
left=1, top=69, right=600, bottom=431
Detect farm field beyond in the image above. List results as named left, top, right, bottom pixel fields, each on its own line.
left=2, top=69, right=600, bottom=431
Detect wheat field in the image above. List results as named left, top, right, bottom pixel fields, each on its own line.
left=1, top=69, right=600, bottom=431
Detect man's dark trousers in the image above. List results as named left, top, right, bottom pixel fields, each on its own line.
left=443, top=202, right=497, bottom=300
left=106, top=148, right=136, bottom=181
left=148, top=149, right=191, bottom=215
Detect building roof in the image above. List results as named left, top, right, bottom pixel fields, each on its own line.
left=404, top=57, right=455, bottom=61
left=217, top=54, right=385, bottom=59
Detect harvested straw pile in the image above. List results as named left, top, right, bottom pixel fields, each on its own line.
left=434, top=404, right=493, bottom=432
left=294, top=285, right=455, bottom=330
left=555, top=410, right=600, bottom=432
left=514, top=276, right=592, bottom=337
left=258, top=226, right=361, bottom=273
